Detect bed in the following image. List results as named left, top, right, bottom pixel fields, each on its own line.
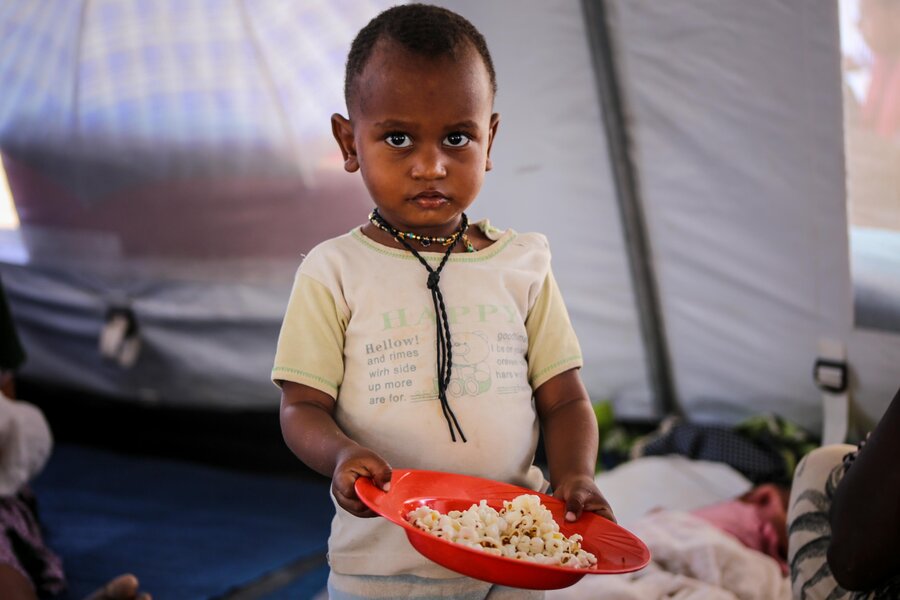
left=548, top=456, right=791, bottom=600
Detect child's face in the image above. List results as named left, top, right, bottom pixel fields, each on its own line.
left=332, top=39, right=499, bottom=237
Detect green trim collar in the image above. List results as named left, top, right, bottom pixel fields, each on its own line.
left=351, top=221, right=517, bottom=264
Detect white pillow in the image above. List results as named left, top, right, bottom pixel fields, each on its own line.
left=595, top=455, right=752, bottom=527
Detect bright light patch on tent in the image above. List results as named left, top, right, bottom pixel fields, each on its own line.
left=0, top=161, right=19, bottom=230
left=839, top=0, right=900, bottom=333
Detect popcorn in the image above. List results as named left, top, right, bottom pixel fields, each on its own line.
left=406, top=494, right=598, bottom=569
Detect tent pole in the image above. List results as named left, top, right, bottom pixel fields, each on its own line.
left=580, top=0, right=680, bottom=418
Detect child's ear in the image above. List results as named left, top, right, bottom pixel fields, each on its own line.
left=485, top=112, right=500, bottom=172
left=331, top=113, right=359, bottom=172
left=742, top=483, right=786, bottom=509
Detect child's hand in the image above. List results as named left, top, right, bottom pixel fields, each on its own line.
left=332, top=445, right=392, bottom=518
left=552, top=474, right=616, bottom=524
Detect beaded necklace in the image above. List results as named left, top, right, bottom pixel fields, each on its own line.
left=369, top=207, right=467, bottom=442
left=368, top=211, right=476, bottom=253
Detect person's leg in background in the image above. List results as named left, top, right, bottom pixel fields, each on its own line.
left=0, top=563, right=42, bottom=600
left=786, top=444, right=854, bottom=600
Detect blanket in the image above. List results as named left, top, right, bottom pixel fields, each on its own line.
left=547, top=511, right=790, bottom=600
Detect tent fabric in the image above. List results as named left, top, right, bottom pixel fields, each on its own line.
left=0, top=0, right=898, bottom=430
left=611, top=0, right=848, bottom=427
left=0, top=0, right=656, bottom=416
left=0, top=0, right=381, bottom=261
left=439, top=0, right=654, bottom=418
left=0, top=0, right=392, bottom=408
left=0, top=261, right=292, bottom=407
left=608, top=0, right=899, bottom=431
left=0, top=0, right=388, bottom=181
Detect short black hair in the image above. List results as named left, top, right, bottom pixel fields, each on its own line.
left=344, top=3, right=497, bottom=110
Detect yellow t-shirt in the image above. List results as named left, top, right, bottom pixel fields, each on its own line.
left=272, top=221, right=583, bottom=577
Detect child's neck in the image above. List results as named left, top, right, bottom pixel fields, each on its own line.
left=360, top=221, right=489, bottom=253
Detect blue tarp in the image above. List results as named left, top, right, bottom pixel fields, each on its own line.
left=33, top=444, right=333, bottom=599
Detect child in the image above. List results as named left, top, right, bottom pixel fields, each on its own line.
left=273, top=4, right=614, bottom=598
left=0, top=389, right=152, bottom=600
left=0, top=276, right=151, bottom=600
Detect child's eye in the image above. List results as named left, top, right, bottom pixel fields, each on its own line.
left=443, top=133, right=471, bottom=147
left=385, top=133, right=412, bottom=148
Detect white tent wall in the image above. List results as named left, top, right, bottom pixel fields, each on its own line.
left=608, top=0, right=899, bottom=431
left=436, top=0, right=654, bottom=419
left=0, top=0, right=393, bottom=408
left=441, top=0, right=900, bottom=433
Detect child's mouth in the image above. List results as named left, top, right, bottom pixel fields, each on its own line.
left=411, top=192, right=449, bottom=208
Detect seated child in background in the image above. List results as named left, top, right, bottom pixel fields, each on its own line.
left=0, top=392, right=151, bottom=600
left=0, top=276, right=151, bottom=600
left=273, top=4, right=614, bottom=599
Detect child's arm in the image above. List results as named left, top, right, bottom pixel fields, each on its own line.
left=280, top=380, right=392, bottom=517
left=535, top=368, right=616, bottom=523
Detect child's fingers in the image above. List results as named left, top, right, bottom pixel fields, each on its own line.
left=368, top=461, right=393, bottom=492
left=349, top=457, right=392, bottom=493
left=332, top=480, right=377, bottom=517
left=332, top=454, right=391, bottom=517
left=564, top=488, right=590, bottom=522
left=561, top=484, right=618, bottom=523
left=332, top=467, right=359, bottom=499
left=332, top=468, right=366, bottom=508
left=583, top=495, right=617, bottom=523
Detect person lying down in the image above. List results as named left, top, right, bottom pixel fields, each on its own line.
left=547, top=483, right=792, bottom=600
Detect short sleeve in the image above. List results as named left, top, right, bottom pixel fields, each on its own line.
left=272, top=272, right=348, bottom=398
left=525, top=269, right=583, bottom=389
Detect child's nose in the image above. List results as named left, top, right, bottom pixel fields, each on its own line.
left=410, top=147, right=447, bottom=180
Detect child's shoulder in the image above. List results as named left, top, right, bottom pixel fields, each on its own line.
left=299, top=228, right=361, bottom=262
left=474, top=219, right=551, bottom=254
left=471, top=219, right=553, bottom=281
left=290, top=229, right=364, bottom=281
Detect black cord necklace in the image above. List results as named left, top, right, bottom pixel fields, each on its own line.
left=369, top=208, right=467, bottom=443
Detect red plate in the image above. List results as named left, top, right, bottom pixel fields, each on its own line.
left=355, top=469, right=651, bottom=590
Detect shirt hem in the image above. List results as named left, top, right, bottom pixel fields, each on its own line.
left=328, top=555, right=462, bottom=579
